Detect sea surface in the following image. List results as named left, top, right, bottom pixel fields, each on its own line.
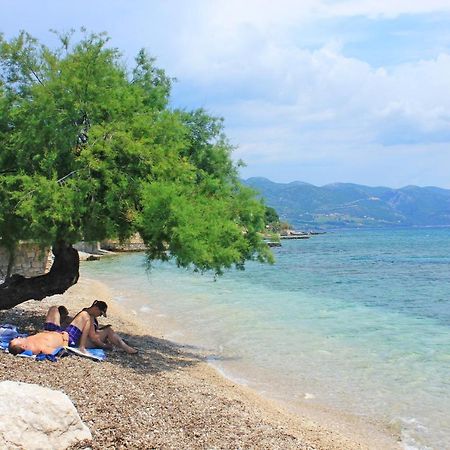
left=81, top=228, right=450, bottom=450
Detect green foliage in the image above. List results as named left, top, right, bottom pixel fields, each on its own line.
left=262, top=205, right=283, bottom=234
left=264, top=206, right=279, bottom=226
left=138, top=181, right=272, bottom=274
left=0, top=30, right=272, bottom=274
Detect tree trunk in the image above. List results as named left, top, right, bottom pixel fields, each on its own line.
left=6, top=245, right=16, bottom=279
left=0, top=241, right=79, bottom=310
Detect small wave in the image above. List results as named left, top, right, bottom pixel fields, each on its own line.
left=391, top=417, right=433, bottom=450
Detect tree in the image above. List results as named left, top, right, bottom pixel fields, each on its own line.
left=0, top=30, right=272, bottom=310
left=264, top=206, right=280, bottom=227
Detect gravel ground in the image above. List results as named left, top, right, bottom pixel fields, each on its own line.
left=0, top=277, right=400, bottom=450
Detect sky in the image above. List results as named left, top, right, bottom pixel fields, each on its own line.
left=2, top=0, right=450, bottom=188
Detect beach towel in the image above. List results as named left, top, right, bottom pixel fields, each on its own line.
left=0, top=323, right=105, bottom=362
left=65, top=346, right=106, bottom=362
left=17, top=346, right=68, bottom=361
left=15, top=346, right=105, bottom=362
left=0, top=324, right=25, bottom=351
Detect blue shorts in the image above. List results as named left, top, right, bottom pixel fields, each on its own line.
left=65, top=324, right=82, bottom=347
left=44, top=322, right=62, bottom=332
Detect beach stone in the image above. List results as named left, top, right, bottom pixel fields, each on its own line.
left=0, top=380, right=92, bottom=450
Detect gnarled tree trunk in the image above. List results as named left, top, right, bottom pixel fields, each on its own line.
left=0, top=241, right=79, bottom=310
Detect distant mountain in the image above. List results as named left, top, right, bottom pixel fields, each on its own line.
left=244, top=177, right=450, bottom=229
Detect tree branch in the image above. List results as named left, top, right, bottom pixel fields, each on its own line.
left=0, top=241, right=79, bottom=310
left=29, top=67, right=45, bottom=87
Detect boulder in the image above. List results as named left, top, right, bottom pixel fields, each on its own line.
left=0, top=381, right=92, bottom=450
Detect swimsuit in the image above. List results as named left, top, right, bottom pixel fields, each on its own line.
left=44, top=322, right=62, bottom=332
left=64, top=309, right=88, bottom=347
left=65, top=324, right=82, bottom=347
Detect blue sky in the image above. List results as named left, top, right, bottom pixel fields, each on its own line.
left=2, top=0, right=450, bottom=188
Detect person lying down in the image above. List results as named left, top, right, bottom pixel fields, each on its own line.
left=8, top=329, right=69, bottom=356
left=9, top=301, right=137, bottom=356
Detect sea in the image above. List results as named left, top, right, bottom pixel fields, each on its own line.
left=81, top=227, right=450, bottom=450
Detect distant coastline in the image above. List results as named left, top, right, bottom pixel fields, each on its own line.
left=244, top=177, right=450, bottom=230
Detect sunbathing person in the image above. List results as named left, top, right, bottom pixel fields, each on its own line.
left=8, top=330, right=69, bottom=355
left=9, top=306, right=93, bottom=355
left=71, top=300, right=137, bottom=354
left=9, top=301, right=137, bottom=356
left=43, top=303, right=101, bottom=351
left=9, top=309, right=97, bottom=356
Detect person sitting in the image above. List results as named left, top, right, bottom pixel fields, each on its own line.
left=9, top=300, right=137, bottom=356
left=43, top=303, right=101, bottom=351
left=9, top=305, right=92, bottom=355
left=70, top=300, right=137, bottom=354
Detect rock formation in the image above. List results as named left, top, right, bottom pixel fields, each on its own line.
left=0, top=381, right=91, bottom=449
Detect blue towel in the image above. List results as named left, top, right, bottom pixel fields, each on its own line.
left=0, top=324, right=26, bottom=351
left=66, top=346, right=106, bottom=361
left=35, top=347, right=68, bottom=362
left=86, top=348, right=106, bottom=361
left=17, top=349, right=35, bottom=359
left=1, top=323, right=106, bottom=362
left=16, top=347, right=67, bottom=361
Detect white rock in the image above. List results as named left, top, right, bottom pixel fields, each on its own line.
left=0, top=381, right=92, bottom=450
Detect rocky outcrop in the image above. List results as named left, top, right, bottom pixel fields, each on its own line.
left=0, top=381, right=91, bottom=449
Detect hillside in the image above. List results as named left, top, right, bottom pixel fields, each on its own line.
left=244, top=177, right=450, bottom=229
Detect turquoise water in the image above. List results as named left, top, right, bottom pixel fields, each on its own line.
left=82, top=228, right=450, bottom=450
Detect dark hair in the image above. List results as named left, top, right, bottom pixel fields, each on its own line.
left=92, top=300, right=108, bottom=314
left=8, top=341, right=24, bottom=356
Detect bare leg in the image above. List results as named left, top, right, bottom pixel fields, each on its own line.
left=78, top=317, right=92, bottom=353
left=58, top=305, right=71, bottom=328
left=93, top=328, right=137, bottom=354
left=45, top=306, right=61, bottom=326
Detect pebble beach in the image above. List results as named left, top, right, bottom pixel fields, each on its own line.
left=0, top=276, right=400, bottom=449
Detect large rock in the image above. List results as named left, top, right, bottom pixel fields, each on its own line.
left=0, top=381, right=92, bottom=449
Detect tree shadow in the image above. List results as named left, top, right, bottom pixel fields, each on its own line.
left=0, top=307, right=240, bottom=376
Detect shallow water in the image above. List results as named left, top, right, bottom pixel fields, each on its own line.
left=82, top=227, right=450, bottom=450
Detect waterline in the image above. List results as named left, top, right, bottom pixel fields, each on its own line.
left=82, top=228, right=450, bottom=450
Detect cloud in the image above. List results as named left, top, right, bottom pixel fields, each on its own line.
left=213, top=43, right=450, bottom=141
left=325, top=0, right=450, bottom=19
left=2, top=0, right=450, bottom=186
left=195, top=40, right=450, bottom=187
left=164, top=3, right=450, bottom=149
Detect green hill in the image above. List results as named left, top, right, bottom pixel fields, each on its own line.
left=244, top=177, right=450, bottom=229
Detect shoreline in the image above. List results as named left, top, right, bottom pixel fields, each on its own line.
left=114, top=277, right=401, bottom=448
left=108, top=274, right=402, bottom=449
left=0, top=275, right=400, bottom=449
